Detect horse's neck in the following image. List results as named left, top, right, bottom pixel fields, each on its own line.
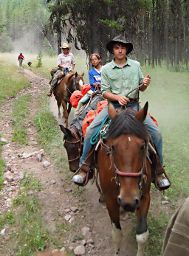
left=68, top=79, right=75, bottom=92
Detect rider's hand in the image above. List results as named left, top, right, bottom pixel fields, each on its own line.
left=116, top=95, right=130, bottom=106
left=143, top=74, right=151, bottom=87
left=139, top=75, right=151, bottom=91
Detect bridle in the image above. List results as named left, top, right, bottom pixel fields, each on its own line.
left=64, top=129, right=82, bottom=163
left=100, top=138, right=148, bottom=194
left=67, top=74, right=83, bottom=95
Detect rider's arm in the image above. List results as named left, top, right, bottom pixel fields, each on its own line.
left=71, top=54, right=76, bottom=70
left=89, top=70, right=96, bottom=85
left=72, top=63, right=75, bottom=70
left=101, top=68, right=129, bottom=106
left=57, top=54, right=63, bottom=68
left=139, top=75, right=151, bottom=91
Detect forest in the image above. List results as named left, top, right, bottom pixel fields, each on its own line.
left=0, top=0, right=189, bottom=69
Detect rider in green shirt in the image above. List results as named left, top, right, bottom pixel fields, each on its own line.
left=72, top=35, right=170, bottom=191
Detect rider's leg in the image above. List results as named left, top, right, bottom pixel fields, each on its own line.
left=144, top=115, right=170, bottom=190
left=47, top=70, right=63, bottom=96
left=128, top=102, right=170, bottom=190
left=75, top=93, right=91, bottom=114
left=72, top=106, right=108, bottom=185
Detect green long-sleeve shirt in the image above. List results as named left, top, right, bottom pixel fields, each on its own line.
left=101, top=58, right=144, bottom=99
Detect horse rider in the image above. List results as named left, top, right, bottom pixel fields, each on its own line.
left=72, top=34, right=171, bottom=191
left=18, top=52, right=24, bottom=67
left=47, top=42, right=76, bottom=97
left=76, top=53, right=103, bottom=113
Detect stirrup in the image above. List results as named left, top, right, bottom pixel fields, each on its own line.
left=155, top=173, right=171, bottom=191
left=72, top=167, right=93, bottom=186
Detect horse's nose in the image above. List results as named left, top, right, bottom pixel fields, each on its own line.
left=117, top=196, right=140, bottom=212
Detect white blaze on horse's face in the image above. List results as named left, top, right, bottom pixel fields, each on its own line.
left=79, top=79, right=84, bottom=87
left=128, top=136, right=131, bottom=142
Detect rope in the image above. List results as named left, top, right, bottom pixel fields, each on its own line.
left=90, top=115, right=109, bottom=145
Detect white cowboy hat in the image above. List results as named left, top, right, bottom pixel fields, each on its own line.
left=60, top=42, right=70, bottom=49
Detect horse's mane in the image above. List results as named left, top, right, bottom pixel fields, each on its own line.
left=106, top=109, right=149, bottom=142
left=64, top=72, right=75, bottom=84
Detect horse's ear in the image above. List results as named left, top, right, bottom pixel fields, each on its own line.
left=81, top=72, right=84, bottom=76
left=75, top=72, right=78, bottom=77
left=59, top=125, right=72, bottom=137
left=135, top=102, right=148, bottom=122
left=108, top=103, right=117, bottom=120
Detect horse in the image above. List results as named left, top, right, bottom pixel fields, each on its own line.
left=60, top=103, right=152, bottom=255
left=53, top=72, right=84, bottom=127
left=97, top=102, right=152, bottom=255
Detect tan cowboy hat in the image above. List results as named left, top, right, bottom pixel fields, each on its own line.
left=60, top=42, right=70, bottom=49
left=106, top=34, right=133, bottom=54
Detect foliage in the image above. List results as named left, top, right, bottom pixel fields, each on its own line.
left=12, top=95, right=31, bottom=145
left=46, top=0, right=189, bottom=68
left=0, top=0, right=51, bottom=53
left=0, top=31, right=13, bottom=52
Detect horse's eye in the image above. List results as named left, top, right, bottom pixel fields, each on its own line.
left=140, top=143, right=146, bottom=151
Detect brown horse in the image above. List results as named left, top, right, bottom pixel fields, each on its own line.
left=53, top=72, right=84, bottom=127
left=60, top=103, right=152, bottom=255
left=97, top=102, right=151, bottom=255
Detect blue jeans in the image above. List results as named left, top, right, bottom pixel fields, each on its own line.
left=80, top=102, right=163, bottom=166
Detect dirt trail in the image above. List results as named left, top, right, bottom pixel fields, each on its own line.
left=0, top=68, right=143, bottom=256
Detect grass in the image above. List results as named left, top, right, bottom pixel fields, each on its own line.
left=12, top=173, right=49, bottom=256
left=146, top=212, right=169, bottom=256
left=33, top=96, right=68, bottom=170
left=0, top=210, right=15, bottom=230
left=141, top=65, right=189, bottom=199
left=0, top=173, right=48, bottom=256
left=0, top=55, right=29, bottom=105
left=12, top=94, right=31, bottom=145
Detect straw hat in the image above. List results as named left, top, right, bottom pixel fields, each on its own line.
left=60, top=42, right=70, bottom=49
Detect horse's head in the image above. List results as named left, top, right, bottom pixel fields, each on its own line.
left=106, top=102, right=149, bottom=212
left=74, top=72, right=84, bottom=90
left=59, top=125, right=82, bottom=172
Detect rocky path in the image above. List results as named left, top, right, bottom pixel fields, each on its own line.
left=0, top=69, right=138, bottom=256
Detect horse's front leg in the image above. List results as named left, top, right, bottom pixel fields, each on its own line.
left=136, top=192, right=150, bottom=256
left=106, top=198, right=122, bottom=255
left=57, top=101, right=61, bottom=118
left=61, top=100, right=69, bottom=128
left=67, top=102, right=72, bottom=115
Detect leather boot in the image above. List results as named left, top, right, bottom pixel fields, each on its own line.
left=155, top=157, right=171, bottom=191
left=72, top=164, right=93, bottom=186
